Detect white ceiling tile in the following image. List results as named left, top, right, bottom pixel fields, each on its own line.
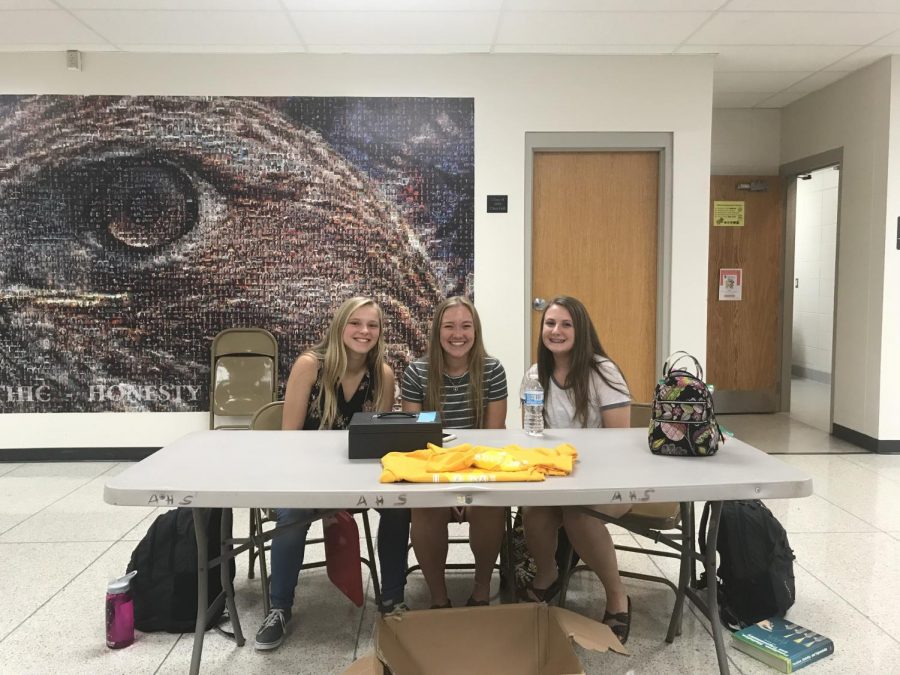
left=874, top=28, right=900, bottom=46
left=492, top=43, right=677, bottom=53
left=0, top=1, right=56, bottom=8
left=755, top=90, right=809, bottom=107
left=496, top=11, right=709, bottom=45
left=291, top=11, right=498, bottom=45
left=714, top=70, right=812, bottom=93
left=0, top=43, right=119, bottom=51
left=504, top=0, right=724, bottom=8
left=779, top=70, right=847, bottom=93
left=74, top=10, right=301, bottom=46
left=283, top=0, right=502, bottom=8
left=688, top=12, right=900, bottom=45
left=725, top=0, right=900, bottom=11
left=0, top=10, right=108, bottom=45
left=712, top=91, right=770, bottom=108
left=120, top=43, right=305, bottom=52
left=823, top=45, right=899, bottom=70
left=677, top=45, right=858, bottom=71
left=57, top=0, right=282, bottom=8
left=755, top=71, right=847, bottom=107
left=307, top=44, right=492, bottom=53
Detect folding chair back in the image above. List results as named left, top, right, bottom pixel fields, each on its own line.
left=251, top=401, right=285, bottom=431
left=210, top=328, right=278, bottom=430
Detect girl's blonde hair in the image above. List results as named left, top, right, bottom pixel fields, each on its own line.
left=309, top=296, right=388, bottom=429
left=424, top=296, right=487, bottom=429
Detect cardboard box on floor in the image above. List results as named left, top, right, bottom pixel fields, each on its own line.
left=344, top=603, right=628, bottom=675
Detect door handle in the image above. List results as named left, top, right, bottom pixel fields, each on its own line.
left=532, top=297, right=547, bottom=311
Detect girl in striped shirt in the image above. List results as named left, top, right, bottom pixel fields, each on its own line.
left=400, top=296, right=508, bottom=608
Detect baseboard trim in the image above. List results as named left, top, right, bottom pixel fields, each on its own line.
left=712, top=390, right=778, bottom=414
left=0, top=447, right=159, bottom=462
left=832, top=424, right=900, bottom=454
left=790, top=365, right=832, bottom=384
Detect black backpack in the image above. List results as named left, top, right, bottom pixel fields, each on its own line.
left=127, top=507, right=235, bottom=633
left=698, top=500, right=796, bottom=630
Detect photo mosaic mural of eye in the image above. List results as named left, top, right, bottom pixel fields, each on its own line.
left=74, top=156, right=199, bottom=251
left=0, top=95, right=474, bottom=412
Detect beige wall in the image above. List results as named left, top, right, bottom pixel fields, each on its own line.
left=711, top=108, right=781, bottom=175
left=881, top=58, right=900, bottom=441
left=781, top=57, right=893, bottom=440
left=0, top=52, right=714, bottom=449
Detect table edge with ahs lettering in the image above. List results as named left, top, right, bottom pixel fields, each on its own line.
left=105, top=427, right=813, bottom=675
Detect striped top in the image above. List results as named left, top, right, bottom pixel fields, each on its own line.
left=400, top=356, right=508, bottom=429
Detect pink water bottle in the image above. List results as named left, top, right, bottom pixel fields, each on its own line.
left=106, top=571, right=137, bottom=649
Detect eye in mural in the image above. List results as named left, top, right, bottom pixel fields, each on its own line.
left=0, top=96, right=474, bottom=412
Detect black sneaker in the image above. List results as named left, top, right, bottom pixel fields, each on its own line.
left=255, top=608, right=291, bottom=651
left=380, top=600, right=409, bottom=616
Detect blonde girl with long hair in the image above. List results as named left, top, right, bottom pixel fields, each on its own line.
left=256, top=297, right=409, bottom=651
left=400, top=296, right=508, bottom=608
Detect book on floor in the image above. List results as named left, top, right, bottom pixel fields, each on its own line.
left=732, top=617, right=834, bottom=673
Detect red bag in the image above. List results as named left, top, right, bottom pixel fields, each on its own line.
left=323, top=511, right=364, bottom=607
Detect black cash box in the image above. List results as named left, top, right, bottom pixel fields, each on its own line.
left=348, top=411, right=442, bottom=459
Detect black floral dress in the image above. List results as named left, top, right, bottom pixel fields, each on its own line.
left=302, top=363, right=375, bottom=430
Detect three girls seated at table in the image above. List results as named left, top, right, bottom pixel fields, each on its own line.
left=256, top=294, right=632, bottom=652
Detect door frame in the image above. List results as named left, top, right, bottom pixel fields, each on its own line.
left=524, top=132, right=674, bottom=378
left=778, top=147, right=843, bottom=422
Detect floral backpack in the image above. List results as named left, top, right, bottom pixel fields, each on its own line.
left=649, top=352, right=724, bottom=457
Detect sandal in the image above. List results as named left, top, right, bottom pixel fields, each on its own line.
left=465, top=596, right=490, bottom=607
left=602, top=596, right=632, bottom=645
left=520, top=578, right=560, bottom=604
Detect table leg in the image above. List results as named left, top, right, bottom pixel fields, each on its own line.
left=190, top=508, right=209, bottom=675
left=220, top=508, right=245, bottom=646
left=703, top=501, right=730, bottom=675
left=665, top=502, right=692, bottom=643
left=501, top=507, right=515, bottom=603
left=361, top=510, right=382, bottom=610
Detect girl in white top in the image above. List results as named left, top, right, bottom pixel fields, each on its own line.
left=520, top=295, right=633, bottom=644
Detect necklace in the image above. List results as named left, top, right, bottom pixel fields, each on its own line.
left=444, top=371, right=469, bottom=393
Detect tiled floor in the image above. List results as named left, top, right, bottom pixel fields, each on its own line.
left=1, top=419, right=898, bottom=674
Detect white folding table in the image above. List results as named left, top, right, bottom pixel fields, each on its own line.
left=105, top=427, right=813, bottom=674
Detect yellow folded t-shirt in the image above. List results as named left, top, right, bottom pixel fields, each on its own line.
left=380, top=442, right=578, bottom=483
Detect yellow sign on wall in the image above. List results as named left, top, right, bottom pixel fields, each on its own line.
left=713, top=200, right=745, bottom=227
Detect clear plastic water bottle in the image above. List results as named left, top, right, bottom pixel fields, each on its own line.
left=523, top=374, right=545, bottom=437
left=106, top=571, right=137, bottom=649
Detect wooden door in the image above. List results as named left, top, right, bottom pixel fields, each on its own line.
left=707, top=176, right=783, bottom=412
left=531, top=151, right=658, bottom=403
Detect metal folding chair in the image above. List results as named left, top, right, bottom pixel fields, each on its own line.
left=209, top=328, right=278, bottom=430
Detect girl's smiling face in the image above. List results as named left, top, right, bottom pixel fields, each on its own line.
left=542, top=304, right=575, bottom=357
left=342, top=304, right=381, bottom=356
left=439, top=304, right=476, bottom=361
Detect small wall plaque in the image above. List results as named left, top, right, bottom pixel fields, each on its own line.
left=718, top=268, right=743, bottom=301
left=487, top=195, right=508, bottom=213
left=713, top=200, right=745, bottom=226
